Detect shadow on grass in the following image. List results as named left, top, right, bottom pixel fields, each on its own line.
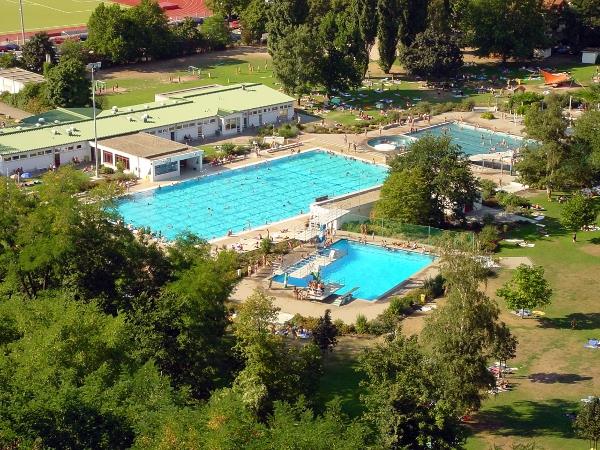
left=528, top=373, right=593, bottom=384
left=539, top=312, right=600, bottom=330
left=477, top=399, right=578, bottom=439
left=589, top=237, right=600, bottom=245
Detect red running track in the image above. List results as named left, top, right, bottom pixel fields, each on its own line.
left=0, top=0, right=210, bottom=42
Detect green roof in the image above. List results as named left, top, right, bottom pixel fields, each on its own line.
left=19, top=107, right=99, bottom=127
left=0, top=84, right=294, bottom=156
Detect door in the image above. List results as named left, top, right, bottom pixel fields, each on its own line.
left=54, top=152, right=61, bottom=168
left=259, top=114, right=263, bottom=126
left=170, top=131, right=175, bottom=141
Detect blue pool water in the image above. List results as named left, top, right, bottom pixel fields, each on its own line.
left=117, top=150, right=387, bottom=240
left=273, top=239, right=434, bottom=301
left=408, top=122, right=527, bottom=156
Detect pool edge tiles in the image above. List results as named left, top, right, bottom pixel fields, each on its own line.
left=116, top=149, right=389, bottom=241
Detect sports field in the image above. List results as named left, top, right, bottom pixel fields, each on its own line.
left=0, top=0, right=105, bottom=37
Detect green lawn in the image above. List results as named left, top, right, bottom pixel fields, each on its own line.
left=98, top=55, right=278, bottom=108
left=0, top=0, right=105, bottom=35
left=318, top=193, right=600, bottom=449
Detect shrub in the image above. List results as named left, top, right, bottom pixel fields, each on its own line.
left=481, top=112, right=495, bottom=120
left=480, top=179, right=498, bottom=201
left=388, top=296, right=414, bottom=316
left=333, top=319, right=354, bottom=335
left=355, top=314, right=369, bottom=334
left=99, top=165, right=115, bottom=175
left=482, top=213, right=496, bottom=226
left=220, top=143, right=236, bottom=156
left=496, top=191, right=531, bottom=210
left=478, top=224, right=500, bottom=253
left=115, top=161, right=125, bottom=173
left=368, top=313, right=397, bottom=335
left=422, top=274, right=445, bottom=300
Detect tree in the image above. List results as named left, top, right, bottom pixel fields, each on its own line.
left=574, top=397, right=600, bottom=450
left=359, top=334, right=465, bottom=449
left=423, top=236, right=515, bottom=413
left=206, top=0, right=250, bottom=18
left=496, top=264, right=553, bottom=316
left=385, top=135, right=478, bottom=225
left=561, top=194, right=598, bottom=241
left=266, top=0, right=309, bottom=53
left=573, top=109, right=600, bottom=168
left=127, top=0, right=173, bottom=60
left=402, top=27, right=463, bottom=79
left=373, top=168, right=432, bottom=224
left=477, top=224, right=500, bottom=253
left=202, top=14, right=231, bottom=50
left=271, top=25, right=321, bottom=102
left=353, top=0, right=378, bottom=70
left=465, top=0, right=547, bottom=62
left=240, top=0, right=269, bottom=44
left=58, top=39, right=88, bottom=63
left=233, top=290, right=322, bottom=417
left=397, top=0, right=429, bottom=49
left=312, top=309, right=338, bottom=352
left=376, top=0, right=401, bottom=73
left=87, top=3, right=137, bottom=63
left=491, top=322, right=518, bottom=378
left=480, top=179, right=498, bottom=201
left=21, top=32, right=56, bottom=73
left=45, top=58, right=91, bottom=107
left=172, top=17, right=205, bottom=56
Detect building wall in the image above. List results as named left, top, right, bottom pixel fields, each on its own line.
left=582, top=51, right=599, bottom=64
left=0, top=142, right=90, bottom=175
left=0, top=78, right=25, bottom=95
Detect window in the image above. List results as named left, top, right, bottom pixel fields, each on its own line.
left=103, top=150, right=114, bottom=165
left=19, top=154, right=28, bottom=159
left=76, top=144, right=82, bottom=149
left=210, top=119, right=216, bottom=123
left=68, top=146, right=74, bottom=150
left=45, top=149, right=52, bottom=154
left=154, top=160, right=178, bottom=176
left=224, top=117, right=239, bottom=131
left=115, top=154, right=130, bottom=170
left=37, top=151, right=45, bottom=156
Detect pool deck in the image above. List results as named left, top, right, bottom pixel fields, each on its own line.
left=229, top=232, right=440, bottom=322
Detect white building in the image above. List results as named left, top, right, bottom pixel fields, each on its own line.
left=0, top=83, right=295, bottom=176
left=97, top=133, right=203, bottom=182
left=0, top=68, right=45, bottom=94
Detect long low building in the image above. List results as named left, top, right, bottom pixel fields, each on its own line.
left=0, top=83, right=295, bottom=179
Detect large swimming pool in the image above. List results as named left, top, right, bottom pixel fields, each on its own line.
left=117, top=150, right=387, bottom=240
left=408, top=122, right=527, bottom=156
left=273, top=239, right=434, bottom=301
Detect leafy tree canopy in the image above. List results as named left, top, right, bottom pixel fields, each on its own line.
left=21, top=32, right=56, bottom=73
left=402, top=27, right=463, bottom=79
left=496, top=264, right=553, bottom=315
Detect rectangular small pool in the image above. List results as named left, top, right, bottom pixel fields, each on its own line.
left=408, top=122, right=528, bottom=156
left=273, top=239, right=434, bottom=301
left=117, top=150, right=388, bottom=240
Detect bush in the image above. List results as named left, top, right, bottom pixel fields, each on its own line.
left=421, top=274, right=445, bottom=300
left=99, top=165, right=115, bottom=175
left=481, top=112, right=495, bottom=120
left=496, top=191, right=531, bottom=210
left=277, top=124, right=299, bottom=139
left=333, top=319, right=354, bottom=335
left=478, top=224, right=500, bottom=253
left=388, top=296, right=414, bottom=316
left=355, top=314, right=369, bottom=334
left=480, top=179, right=497, bottom=201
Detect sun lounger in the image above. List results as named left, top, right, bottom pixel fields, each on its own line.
left=584, top=339, right=599, bottom=349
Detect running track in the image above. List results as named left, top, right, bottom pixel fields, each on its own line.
left=0, top=0, right=210, bottom=42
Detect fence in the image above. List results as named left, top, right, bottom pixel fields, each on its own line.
left=338, top=213, right=474, bottom=247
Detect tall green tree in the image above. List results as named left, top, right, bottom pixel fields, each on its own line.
left=354, top=0, right=378, bottom=64
left=240, top=0, right=269, bottom=44
left=233, top=290, right=322, bottom=417
left=385, top=135, right=478, bottom=225
left=312, top=309, right=338, bottom=352
left=373, top=168, right=432, bottom=224
left=376, top=0, right=400, bottom=73
left=423, top=236, right=515, bottom=413
left=127, top=0, right=173, bottom=60
left=465, top=0, right=547, bottom=62
left=560, top=194, right=599, bottom=241
left=496, top=264, right=553, bottom=316
left=574, top=109, right=600, bottom=168
left=45, top=58, right=91, bottom=107
left=21, top=32, right=56, bottom=73
left=271, top=25, right=321, bottom=102
left=172, top=17, right=205, bottom=56
left=202, top=14, right=232, bottom=50
left=360, top=334, right=465, bottom=449
left=575, top=397, right=600, bottom=450
left=401, top=27, right=463, bottom=79
left=87, top=3, right=137, bottom=63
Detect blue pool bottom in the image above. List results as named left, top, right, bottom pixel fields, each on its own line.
left=273, top=239, right=434, bottom=301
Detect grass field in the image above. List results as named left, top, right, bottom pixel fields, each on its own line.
left=317, top=193, right=600, bottom=449
left=0, top=0, right=105, bottom=36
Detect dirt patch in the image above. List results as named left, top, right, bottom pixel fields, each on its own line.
left=580, top=244, right=600, bottom=257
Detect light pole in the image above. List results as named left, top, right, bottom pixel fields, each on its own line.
left=18, top=0, right=25, bottom=46
left=87, top=61, right=102, bottom=178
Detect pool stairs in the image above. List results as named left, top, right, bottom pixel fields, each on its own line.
left=331, top=287, right=359, bottom=307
